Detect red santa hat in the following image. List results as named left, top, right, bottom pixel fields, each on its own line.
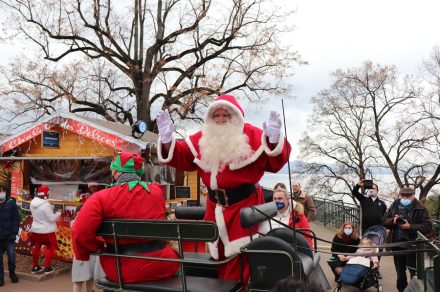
left=204, top=95, right=245, bottom=124
left=37, top=185, right=49, bottom=199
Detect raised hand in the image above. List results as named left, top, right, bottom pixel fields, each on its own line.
left=156, top=109, right=174, bottom=143
left=262, top=110, right=282, bottom=143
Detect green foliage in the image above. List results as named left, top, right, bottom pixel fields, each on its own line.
left=425, top=195, right=440, bottom=219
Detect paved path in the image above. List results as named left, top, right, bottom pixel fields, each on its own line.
left=311, top=221, right=396, bottom=291
left=2, top=222, right=397, bottom=292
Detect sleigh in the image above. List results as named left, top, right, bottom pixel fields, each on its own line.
left=93, top=203, right=328, bottom=291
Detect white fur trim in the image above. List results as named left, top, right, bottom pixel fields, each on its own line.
left=205, top=100, right=245, bottom=124
left=210, top=169, right=218, bottom=190
left=207, top=240, right=219, bottom=260
left=261, top=131, right=285, bottom=157
left=215, top=204, right=229, bottom=244
left=157, top=136, right=176, bottom=163
left=224, top=235, right=257, bottom=257
left=229, top=145, right=264, bottom=170
left=185, top=136, right=198, bottom=158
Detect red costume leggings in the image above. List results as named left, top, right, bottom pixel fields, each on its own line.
left=31, top=233, right=58, bottom=268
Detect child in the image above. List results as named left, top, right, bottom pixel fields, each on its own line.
left=346, top=238, right=379, bottom=268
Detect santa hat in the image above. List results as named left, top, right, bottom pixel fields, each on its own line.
left=204, top=95, right=245, bottom=124
left=110, top=152, right=145, bottom=176
left=37, top=185, right=49, bottom=199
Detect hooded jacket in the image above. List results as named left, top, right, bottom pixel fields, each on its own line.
left=30, top=197, right=61, bottom=234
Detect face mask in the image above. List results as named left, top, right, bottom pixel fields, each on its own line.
left=400, top=199, right=412, bottom=206
left=0, top=193, right=6, bottom=200
left=367, top=190, right=377, bottom=197
left=275, top=201, right=285, bottom=210
left=344, top=228, right=353, bottom=236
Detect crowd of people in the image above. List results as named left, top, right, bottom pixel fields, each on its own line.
left=0, top=94, right=435, bottom=292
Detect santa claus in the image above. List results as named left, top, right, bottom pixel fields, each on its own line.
left=157, top=94, right=291, bottom=282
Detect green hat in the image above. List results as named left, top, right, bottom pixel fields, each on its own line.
left=110, top=152, right=145, bottom=176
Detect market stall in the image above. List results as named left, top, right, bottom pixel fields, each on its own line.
left=0, top=112, right=200, bottom=261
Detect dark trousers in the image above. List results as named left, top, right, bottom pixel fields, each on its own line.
left=0, top=238, right=16, bottom=279
left=393, top=251, right=416, bottom=292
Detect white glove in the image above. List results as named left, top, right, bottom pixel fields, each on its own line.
left=263, top=110, right=282, bottom=143
left=156, top=109, right=174, bottom=144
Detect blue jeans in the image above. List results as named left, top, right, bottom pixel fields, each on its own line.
left=0, top=238, right=16, bottom=279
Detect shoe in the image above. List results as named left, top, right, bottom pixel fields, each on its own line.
left=0, top=278, right=4, bottom=287
left=43, top=267, right=55, bottom=275
left=31, top=266, right=44, bottom=274
left=9, top=271, right=19, bottom=283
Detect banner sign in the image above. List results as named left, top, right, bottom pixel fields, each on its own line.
left=59, top=118, right=127, bottom=150
left=1, top=124, right=52, bottom=153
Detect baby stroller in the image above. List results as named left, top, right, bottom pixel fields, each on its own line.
left=334, top=225, right=386, bottom=292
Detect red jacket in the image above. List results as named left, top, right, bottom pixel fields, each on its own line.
left=71, top=183, right=179, bottom=283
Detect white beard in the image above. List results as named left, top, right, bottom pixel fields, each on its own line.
left=199, top=119, right=253, bottom=172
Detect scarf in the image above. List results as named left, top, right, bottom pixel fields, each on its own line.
left=393, top=200, right=414, bottom=242
left=108, top=173, right=150, bottom=192
left=341, top=233, right=352, bottom=244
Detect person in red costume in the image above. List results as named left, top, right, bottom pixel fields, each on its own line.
left=71, top=152, right=180, bottom=283
left=156, top=94, right=291, bottom=283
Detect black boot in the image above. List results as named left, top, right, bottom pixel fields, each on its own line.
left=9, top=271, right=19, bottom=283
left=0, top=278, right=4, bottom=287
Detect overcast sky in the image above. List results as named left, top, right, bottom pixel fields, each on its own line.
left=244, top=0, right=440, bottom=159
left=1, top=0, right=440, bottom=160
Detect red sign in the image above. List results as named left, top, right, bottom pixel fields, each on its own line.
left=10, top=168, right=22, bottom=198
left=1, top=124, right=53, bottom=153
left=59, top=118, right=127, bottom=150
left=0, top=116, right=130, bottom=153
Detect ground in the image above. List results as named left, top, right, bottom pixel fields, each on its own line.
left=3, top=253, right=71, bottom=274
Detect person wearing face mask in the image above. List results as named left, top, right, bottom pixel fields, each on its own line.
left=270, top=188, right=313, bottom=247
left=329, top=222, right=360, bottom=281
left=352, top=179, right=387, bottom=234
left=382, top=187, right=431, bottom=292
left=0, top=185, right=19, bottom=287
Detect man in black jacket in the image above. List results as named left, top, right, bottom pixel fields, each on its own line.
left=0, top=185, right=20, bottom=286
left=382, top=187, right=432, bottom=292
left=352, top=179, right=387, bottom=234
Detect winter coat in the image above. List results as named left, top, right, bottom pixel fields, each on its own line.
left=292, top=190, right=316, bottom=221
left=30, top=197, right=61, bottom=234
left=382, top=198, right=431, bottom=243
left=0, top=197, right=20, bottom=238
left=352, top=185, right=387, bottom=232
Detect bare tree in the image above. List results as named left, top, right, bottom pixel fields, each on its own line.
left=298, top=61, right=438, bottom=203
left=0, top=0, right=301, bottom=131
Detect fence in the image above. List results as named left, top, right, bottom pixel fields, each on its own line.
left=314, top=198, right=360, bottom=229
left=416, top=230, right=440, bottom=292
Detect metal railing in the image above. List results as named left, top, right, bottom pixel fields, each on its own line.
left=416, top=231, right=440, bottom=292
left=314, top=198, right=360, bottom=229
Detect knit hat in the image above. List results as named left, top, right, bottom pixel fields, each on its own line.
left=204, top=95, right=245, bottom=124
left=110, top=152, right=145, bottom=176
left=37, top=185, right=49, bottom=198
left=399, top=187, right=415, bottom=196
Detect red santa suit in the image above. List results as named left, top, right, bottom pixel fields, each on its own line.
left=158, top=95, right=291, bottom=281
left=71, top=182, right=180, bottom=283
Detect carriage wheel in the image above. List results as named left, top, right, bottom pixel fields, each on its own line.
left=377, top=284, right=383, bottom=292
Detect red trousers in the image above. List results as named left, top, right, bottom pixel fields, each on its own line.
left=31, top=233, right=58, bottom=268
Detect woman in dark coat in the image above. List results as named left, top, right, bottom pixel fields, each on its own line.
left=330, top=221, right=361, bottom=277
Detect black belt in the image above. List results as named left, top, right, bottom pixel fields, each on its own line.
left=106, top=240, right=166, bottom=255
left=208, top=184, right=257, bottom=207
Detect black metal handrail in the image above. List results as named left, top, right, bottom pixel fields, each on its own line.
left=416, top=231, right=440, bottom=292
left=314, top=198, right=360, bottom=229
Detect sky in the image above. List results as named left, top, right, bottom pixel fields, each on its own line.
left=1, top=0, right=440, bottom=160
left=244, top=0, right=440, bottom=160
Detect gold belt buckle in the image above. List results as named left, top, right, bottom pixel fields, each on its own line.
left=214, top=189, right=229, bottom=207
